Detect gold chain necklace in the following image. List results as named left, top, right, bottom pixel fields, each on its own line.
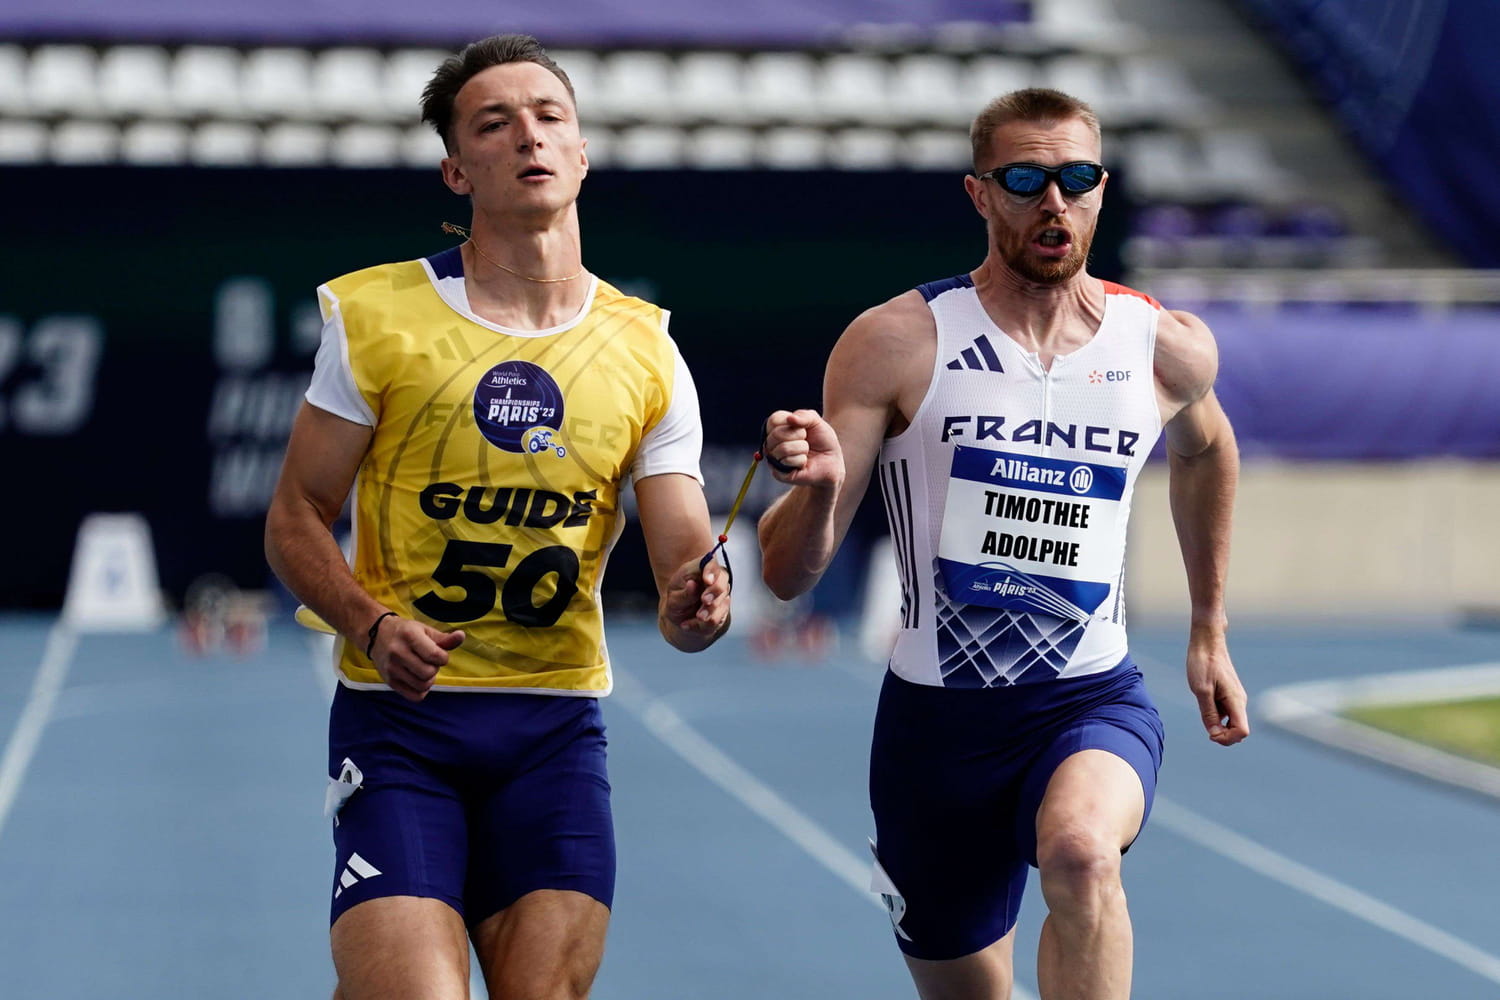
left=440, top=222, right=585, bottom=284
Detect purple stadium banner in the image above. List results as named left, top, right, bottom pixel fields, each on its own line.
left=1202, top=305, right=1500, bottom=460
left=0, top=0, right=1026, bottom=46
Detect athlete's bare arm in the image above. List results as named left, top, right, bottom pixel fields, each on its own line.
left=1155, top=309, right=1249, bottom=746
left=635, top=472, right=731, bottom=652
left=266, top=402, right=464, bottom=701
left=759, top=292, right=936, bottom=599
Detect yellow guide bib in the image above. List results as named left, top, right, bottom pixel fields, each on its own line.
left=314, top=248, right=693, bottom=693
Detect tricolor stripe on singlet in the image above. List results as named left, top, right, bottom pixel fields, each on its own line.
left=1100, top=280, right=1162, bottom=309
left=915, top=273, right=974, bottom=303
left=880, top=459, right=919, bottom=629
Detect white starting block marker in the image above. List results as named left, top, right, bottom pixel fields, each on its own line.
left=61, top=513, right=166, bottom=632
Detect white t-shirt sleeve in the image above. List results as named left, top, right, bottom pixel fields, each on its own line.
left=304, top=284, right=376, bottom=426
left=631, top=328, right=705, bottom=484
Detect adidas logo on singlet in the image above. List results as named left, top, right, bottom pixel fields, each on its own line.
left=945, top=334, right=1004, bottom=373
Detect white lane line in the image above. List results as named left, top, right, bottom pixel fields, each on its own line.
left=0, top=624, right=79, bottom=844
left=612, top=669, right=1039, bottom=1000
left=1265, top=661, right=1500, bottom=710
left=1124, top=649, right=1500, bottom=984
left=846, top=644, right=1500, bottom=987
left=625, top=682, right=870, bottom=895
left=1259, top=663, right=1500, bottom=799
left=1151, top=797, right=1500, bottom=986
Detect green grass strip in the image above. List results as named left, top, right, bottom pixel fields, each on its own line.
left=1345, top=697, right=1500, bottom=767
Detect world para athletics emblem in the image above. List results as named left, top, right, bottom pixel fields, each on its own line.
left=472, top=360, right=567, bottom=456
left=1068, top=465, right=1093, bottom=494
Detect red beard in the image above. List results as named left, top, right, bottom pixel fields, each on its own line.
left=1001, top=225, right=1093, bottom=285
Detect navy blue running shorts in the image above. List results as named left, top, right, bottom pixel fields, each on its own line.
left=326, top=684, right=615, bottom=929
left=868, top=657, right=1164, bottom=961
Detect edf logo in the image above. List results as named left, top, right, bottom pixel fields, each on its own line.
left=1088, top=369, right=1132, bottom=384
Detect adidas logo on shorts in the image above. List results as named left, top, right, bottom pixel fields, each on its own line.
left=334, top=852, right=382, bottom=898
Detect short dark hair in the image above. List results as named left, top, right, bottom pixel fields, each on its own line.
left=420, top=34, right=576, bottom=153
left=970, top=88, right=1101, bottom=171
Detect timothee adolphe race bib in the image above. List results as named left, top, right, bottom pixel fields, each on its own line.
left=937, top=445, right=1128, bottom=620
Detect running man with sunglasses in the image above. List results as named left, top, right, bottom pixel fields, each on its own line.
left=758, top=88, right=1246, bottom=1000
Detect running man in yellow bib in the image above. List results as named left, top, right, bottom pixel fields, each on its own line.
left=265, top=34, right=730, bottom=1000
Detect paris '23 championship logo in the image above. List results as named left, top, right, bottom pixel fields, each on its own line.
left=473, top=361, right=567, bottom=458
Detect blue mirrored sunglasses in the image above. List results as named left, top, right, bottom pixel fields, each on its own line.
left=978, top=161, right=1105, bottom=197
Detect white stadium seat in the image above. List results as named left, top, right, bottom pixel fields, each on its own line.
left=172, top=47, right=244, bottom=119
left=0, top=119, right=48, bottom=163
left=314, top=48, right=386, bottom=121
left=543, top=50, right=597, bottom=120
left=190, top=121, right=259, bottom=165
left=1044, top=55, right=1119, bottom=119
left=1201, top=130, right=1303, bottom=200
left=1117, top=55, right=1210, bottom=127
left=613, top=124, right=685, bottom=168
left=242, top=48, right=316, bottom=121
left=759, top=126, right=826, bottom=168
left=0, top=45, right=28, bottom=117
left=904, top=129, right=973, bottom=170
left=829, top=127, right=899, bottom=169
left=331, top=123, right=401, bottom=167
left=889, top=55, right=972, bottom=128
left=384, top=49, right=449, bottom=122
left=121, top=121, right=189, bottom=164
left=743, top=52, right=820, bottom=125
left=685, top=125, right=757, bottom=168
left=98, top=46, right=174, bottom=119
left=593, top=51, right=674, bottom=124
left=51, top=120, right=118, bottom=164
left=578, top=125, right=612, bottom=168
left=1123, top=131, right=1212, bottom=201
left=820, top=54, right=891, bottom=125
left=1024, top=0, right=1146, bottom=54
left=674, top=52, right=747, bottom=125
left=400, top=122, right=447, bottom=168
left=262, top=121, right=329, bottom=165
left=966, top=55, right=1033, bottom=107
left=29, top=45, right=100, bottom=117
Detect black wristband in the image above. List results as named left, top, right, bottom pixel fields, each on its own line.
left=365, top=611, right=398, bottom=657
left=760, top=419, right=797, bottom=475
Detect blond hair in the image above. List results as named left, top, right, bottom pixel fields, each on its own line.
left=970, top=88, right=1101, bottom=170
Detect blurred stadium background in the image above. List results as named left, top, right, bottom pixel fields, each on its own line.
left=3, top=0, right=1498, bottom=621
left=4, top=1, right=1500, bottom=997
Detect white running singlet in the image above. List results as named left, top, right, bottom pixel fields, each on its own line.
left=878, top=274, right=1164, bottom=687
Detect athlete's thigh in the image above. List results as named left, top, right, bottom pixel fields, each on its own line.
left=328, top=687, right=472, bottom=922
left=904, top=928, right=1017, bottom=1000
left=472, top=889, right=610, bottom=1000
left=464, top=695, right=616, bottom=927
left=1016, top=676, right=1164, bottom=864
left=1034, top=748, right=1146, bottom=858
left=869, top=672, right=1030, bottom=961
left=332, top=896, right=470, bottom=1000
